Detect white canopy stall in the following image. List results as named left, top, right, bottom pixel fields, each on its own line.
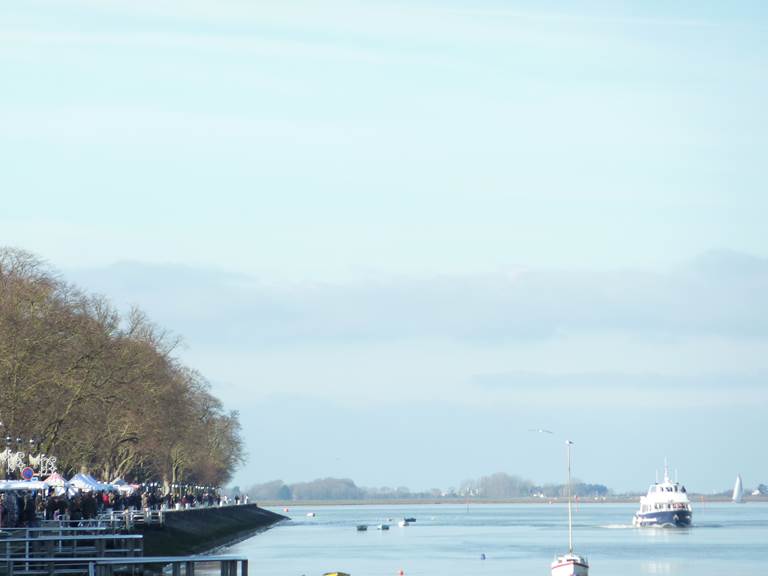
left=69, top=473, right=111, bottom=492
left=42, top=471, right=70, bottom=495
left=44, top=472, right=68, bottom=487
left=0, top=480, right=49, bottom=491
left=109, top=478, right=136, bottom=494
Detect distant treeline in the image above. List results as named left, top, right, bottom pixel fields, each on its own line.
left=240, top=473, right=610, bottom=501
left=0, top=248, right=244, bottom=486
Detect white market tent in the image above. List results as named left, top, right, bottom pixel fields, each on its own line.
left=69, top=473, right=111, bottom=492
left=44, top=472, right=68, bottom=487
left=110, top=478, right=136, bottom=494
left=0, top=480, right=49, bottom=491
left=86, top=474, right=111, bottom=491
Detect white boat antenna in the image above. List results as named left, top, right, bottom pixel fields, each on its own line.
left=663, top=458, right=670, bottom=483
left=655, top=469, right=658, bottom=484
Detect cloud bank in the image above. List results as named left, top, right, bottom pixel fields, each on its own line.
left=65, top=250, right=768, bottom=491
left=70, top=250, right=768, bottom=348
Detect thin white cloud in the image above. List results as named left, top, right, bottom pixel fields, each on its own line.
left=69, top=250, right=768, bottom=348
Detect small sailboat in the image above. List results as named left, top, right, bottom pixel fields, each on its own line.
left=733, top=474, right=744, bottom=503
left=551, top=440, right=589, bottom=576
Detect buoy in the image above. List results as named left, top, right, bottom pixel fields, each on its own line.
left=399, top=570, right=404, bottom=576
left=284, top=507, right=289, bottom=512
left=480, top=553, right=486, bottom=560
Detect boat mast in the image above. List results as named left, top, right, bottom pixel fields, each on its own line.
left=565, top=440, right=573, bottom=554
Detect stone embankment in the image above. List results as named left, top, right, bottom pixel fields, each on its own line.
left=140, top=504, right=288, bottom=555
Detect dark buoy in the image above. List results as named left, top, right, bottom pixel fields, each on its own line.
left=480, top=553, right=486, bottom=560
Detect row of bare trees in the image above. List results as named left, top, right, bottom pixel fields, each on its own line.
left=0, top=248, right=244, bottom=487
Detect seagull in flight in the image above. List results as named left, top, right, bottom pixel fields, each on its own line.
left=528, top=428, right=554, bottom=434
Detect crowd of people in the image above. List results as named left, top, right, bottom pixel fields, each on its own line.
left=0, top=487, right=245, bottom=528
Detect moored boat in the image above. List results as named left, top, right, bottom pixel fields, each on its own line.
left=551, top=552, right=589, bottom=576
left=550, top=440, right=589, bottom=576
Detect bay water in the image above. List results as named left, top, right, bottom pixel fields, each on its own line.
left=221, top=502, right=767, bottom=576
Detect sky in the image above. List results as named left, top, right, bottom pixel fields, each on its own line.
left=1, top=0, right=767, bottom=493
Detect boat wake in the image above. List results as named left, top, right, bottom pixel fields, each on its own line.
left=600, top=524, right=634, bottom=529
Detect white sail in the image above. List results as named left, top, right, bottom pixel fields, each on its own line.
left=732, top=474, right=744, bottom=503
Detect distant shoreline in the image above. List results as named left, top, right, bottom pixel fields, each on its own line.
left=257, top=495, right=768, bottom=507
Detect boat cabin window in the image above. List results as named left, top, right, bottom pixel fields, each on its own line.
left=681, top=486, right=686, bottom=493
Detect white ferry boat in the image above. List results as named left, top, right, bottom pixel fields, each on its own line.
left=633, top=463, right=692, bottom=527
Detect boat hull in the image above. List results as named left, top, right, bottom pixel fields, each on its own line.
left=633, top=510, right=692, bottom=527
left=551, top=556, right=589, bottom=576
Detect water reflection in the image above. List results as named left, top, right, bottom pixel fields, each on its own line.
left=221, top=503, right=768, bottom=576
left=641, top=560, right=674, bottom=574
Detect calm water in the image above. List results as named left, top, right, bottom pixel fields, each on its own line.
left=221, top=502, right=768, bottom=576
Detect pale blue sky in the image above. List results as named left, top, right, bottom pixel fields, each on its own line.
left=2, top=1, right=767, bottom=492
